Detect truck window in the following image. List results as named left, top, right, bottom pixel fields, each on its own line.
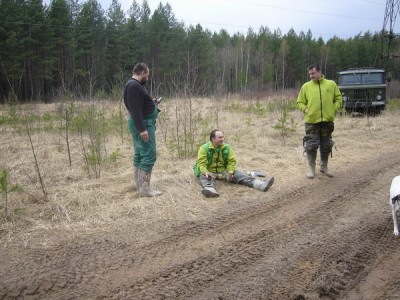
left=339, top=72, right=385, bottom=86
left=363, top=73, right=384, bottom=84
left=339, top=74, right=361, bottom=85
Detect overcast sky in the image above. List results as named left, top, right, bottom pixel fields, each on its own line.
left=101, top=0, right=394, bottom=41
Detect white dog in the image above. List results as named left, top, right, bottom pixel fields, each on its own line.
left=390, top=176, right=400, bottom=236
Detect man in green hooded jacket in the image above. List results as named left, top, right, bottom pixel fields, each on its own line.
left=297, top=63, right=342, bottom=179
left=194, top=129, right=274, bottom=197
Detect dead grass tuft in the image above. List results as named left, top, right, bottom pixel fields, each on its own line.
left=1, top=97, right=399, bottom=247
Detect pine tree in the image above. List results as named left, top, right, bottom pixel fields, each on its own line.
left=75, top=0, right=106, bottom=98
left=47, top=0, right=74, bottom=95
left=104, top=0, right=128, bottom=91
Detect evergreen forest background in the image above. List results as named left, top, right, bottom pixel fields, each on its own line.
left=1, top=0, right=399, bottom=103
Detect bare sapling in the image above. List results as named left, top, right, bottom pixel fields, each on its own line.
left=169, top=98, right=213, bottom=159
left=107, top=87, right=128, bottom=145
left=157, top=104, right=170, bottom=145
left=70, top=103, right=107, bottom=179
left=174, top=101, right=182, bottom=158
left=24, top=116, right=49, bottom=201
left=172, top=99, right=195, bottom=159
left=72, top=105, right=97, bottom=178
left=58, top=98, right=76, bottom=168
left=87, top=104, right=106, bottom=178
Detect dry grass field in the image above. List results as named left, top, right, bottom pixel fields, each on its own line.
left=1, top=94, right=400, bottom=299
left=0, top=93, right=303, bottom=242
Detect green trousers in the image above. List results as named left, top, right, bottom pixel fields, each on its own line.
left=128, top=108, right=158, bottom=173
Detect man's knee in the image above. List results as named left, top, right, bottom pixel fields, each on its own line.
left=304, top=134, right=319, bottom=152
left=320, top=139, right=334, bottom=154
left=199, top=175, right=215, bottom=188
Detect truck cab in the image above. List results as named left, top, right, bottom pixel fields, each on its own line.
left=338, top=68, right=387, bottom=114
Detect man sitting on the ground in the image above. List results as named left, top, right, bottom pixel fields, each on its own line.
left=194, top=129, right=274, bottom=198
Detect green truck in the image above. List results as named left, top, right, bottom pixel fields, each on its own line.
left=338, top=68, right=389, bottom=114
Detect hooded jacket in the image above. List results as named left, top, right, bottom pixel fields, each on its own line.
left=197, top=142, right=236, bottom=175
left=297, top=75, right=342, bottom=124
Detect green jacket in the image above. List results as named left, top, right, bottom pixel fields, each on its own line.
left=296, top=75, right=342, bottom=123
left=196, top=142, right=236, bottom=175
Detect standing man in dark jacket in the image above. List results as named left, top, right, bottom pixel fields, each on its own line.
left=124, top=63, right=162, bottom=197
left=297, top=63, right=342, bottom=179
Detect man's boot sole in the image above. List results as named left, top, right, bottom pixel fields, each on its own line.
left=263, top=177, right=275, bottom=191
left=320, top=169, right=333, bottom=177
left=201, top=189, right=219, bottom=198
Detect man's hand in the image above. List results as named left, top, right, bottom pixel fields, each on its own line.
left=205, top=172, right=212, bottom=181
left=226, top=171, right=234, bottom=182
left=154, top=97, right=163, bottom=105
left=140, top=130, right=149, bottom=142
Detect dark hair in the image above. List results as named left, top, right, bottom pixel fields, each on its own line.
left=133, top=63, right=149, bottom=75
left=307, top=63, right=320, bottom=72
left=210, top=129, right=222, bottom=141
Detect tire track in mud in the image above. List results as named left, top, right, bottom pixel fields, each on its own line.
left=101, top=151, right=400, bottom=299
left=190, top=163, right=400, bottom=300
left=263, top=213, right=397, bottom=300
left=1, top=151, right=399, bottom=300
left=345, top=247, right=400, bottom=300
left=270, top=174, right=397, bottom=299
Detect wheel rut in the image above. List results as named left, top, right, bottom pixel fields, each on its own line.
left=1, top=150, right=399, bottom=300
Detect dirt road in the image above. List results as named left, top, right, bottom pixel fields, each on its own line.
left=1, top=149, right=400, bottom=300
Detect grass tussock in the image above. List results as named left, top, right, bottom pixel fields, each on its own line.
left=1, top=95, right=400, bottom=247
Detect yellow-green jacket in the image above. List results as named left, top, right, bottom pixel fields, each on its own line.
left=297, top=75, right=342, bottom=123
left=196, top=142, right=236, bottom=175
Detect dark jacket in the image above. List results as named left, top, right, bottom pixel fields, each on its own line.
left=124, top=79, right=156, bottom=132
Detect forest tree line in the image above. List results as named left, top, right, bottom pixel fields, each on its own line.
left=0, top=0, right=399, bottom=103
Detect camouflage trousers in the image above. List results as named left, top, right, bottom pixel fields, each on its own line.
left=199, top=170, right=255, bottom=189
left=303, top=122, right=335, bottom=157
